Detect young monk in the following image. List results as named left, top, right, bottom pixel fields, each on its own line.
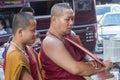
left=3, top=13, right=42, bottom=80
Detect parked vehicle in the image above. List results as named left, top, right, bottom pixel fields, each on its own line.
left=96, top=4, right=120, bottom=21
left=0, top=0, right=97, bottom=52
left=95, top=12, right=120, bottom=53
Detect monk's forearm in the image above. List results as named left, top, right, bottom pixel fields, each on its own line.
left=75, top=62, right=106, bottom=76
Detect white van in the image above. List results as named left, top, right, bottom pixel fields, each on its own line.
left=96, top=4, right=120, bottom=21
left=95, top=12, right=120, bottom=53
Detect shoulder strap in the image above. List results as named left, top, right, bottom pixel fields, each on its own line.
left=64, top=37, right=105, bottom=66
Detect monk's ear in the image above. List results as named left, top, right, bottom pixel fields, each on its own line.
left=17, top=28, right=23, bottom=37
left=51, top=16, right=56, bottom=22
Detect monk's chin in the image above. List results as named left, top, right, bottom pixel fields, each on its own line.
left=63, top=33, right=71, bottom=36
left=27, top=41, right=35, bottom=46
left=66, top=32, right=71, bottom=35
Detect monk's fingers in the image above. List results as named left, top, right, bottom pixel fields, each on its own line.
left=89, top=60, right=102, bottom=69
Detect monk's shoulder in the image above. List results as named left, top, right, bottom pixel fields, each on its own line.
left=6, top=50, right=27, bottom=62
left=43, top=35, right=63, bottom=48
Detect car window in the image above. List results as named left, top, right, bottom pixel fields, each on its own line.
left=96, top=6, right=110, bottom=15
left=102, top=13, right=120, bottom=26
left=112, top=6, right=120, bottom=12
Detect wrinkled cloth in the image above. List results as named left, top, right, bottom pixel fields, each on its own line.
left=26, top=46, right=42, bottom=80
left=4, top=50, right=30, bottom=80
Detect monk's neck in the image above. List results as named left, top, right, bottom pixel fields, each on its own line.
left=48, top=30, right=65, bottom=41
left=11, top=39, right=26, bottom=51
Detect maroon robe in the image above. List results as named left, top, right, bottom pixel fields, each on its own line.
left=40, top=35, right=87, bottom=80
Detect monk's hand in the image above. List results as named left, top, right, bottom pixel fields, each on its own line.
left=88, top=60, right=103, bottom=69
left=103, top=60, right=113, bottom=71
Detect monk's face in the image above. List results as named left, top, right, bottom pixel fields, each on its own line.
left=22, top=19, right=37, bottom=45
left=54, top=8, right=74, bottom=36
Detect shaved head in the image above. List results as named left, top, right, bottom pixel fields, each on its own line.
left=51, top=3, right=73, bottom=17
left=12, top=12, right=34, bottom=35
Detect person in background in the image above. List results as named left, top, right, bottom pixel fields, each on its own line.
left=0, top=18, right=7, bottom=35
left=39, top=3, right=113, bottom=80
left=3, top=13, right=42, bottom=80
left=20, top=6, right=35, bottom=16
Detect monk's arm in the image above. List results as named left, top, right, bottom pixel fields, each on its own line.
left=20, top=67, right=33, bottom=80
left=43, top=38, right=112, bottom=76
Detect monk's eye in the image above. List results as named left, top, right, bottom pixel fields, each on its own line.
left=65, top=18, right=70, bottom=21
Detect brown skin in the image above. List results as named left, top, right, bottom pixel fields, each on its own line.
left=43, top=8, right=113, bottom=76
left=6, top=19, right=37, bottom=80
left=23, top=11, right=41, bottom=47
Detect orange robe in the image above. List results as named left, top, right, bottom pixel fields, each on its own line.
left=4, top=46, right=42, bottom=80
left=4, top=50, right=31, bottom=80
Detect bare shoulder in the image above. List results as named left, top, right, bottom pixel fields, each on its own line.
left=42, top=35, right=65, bottom=56
left=43, top=35, right=64, bottom=48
